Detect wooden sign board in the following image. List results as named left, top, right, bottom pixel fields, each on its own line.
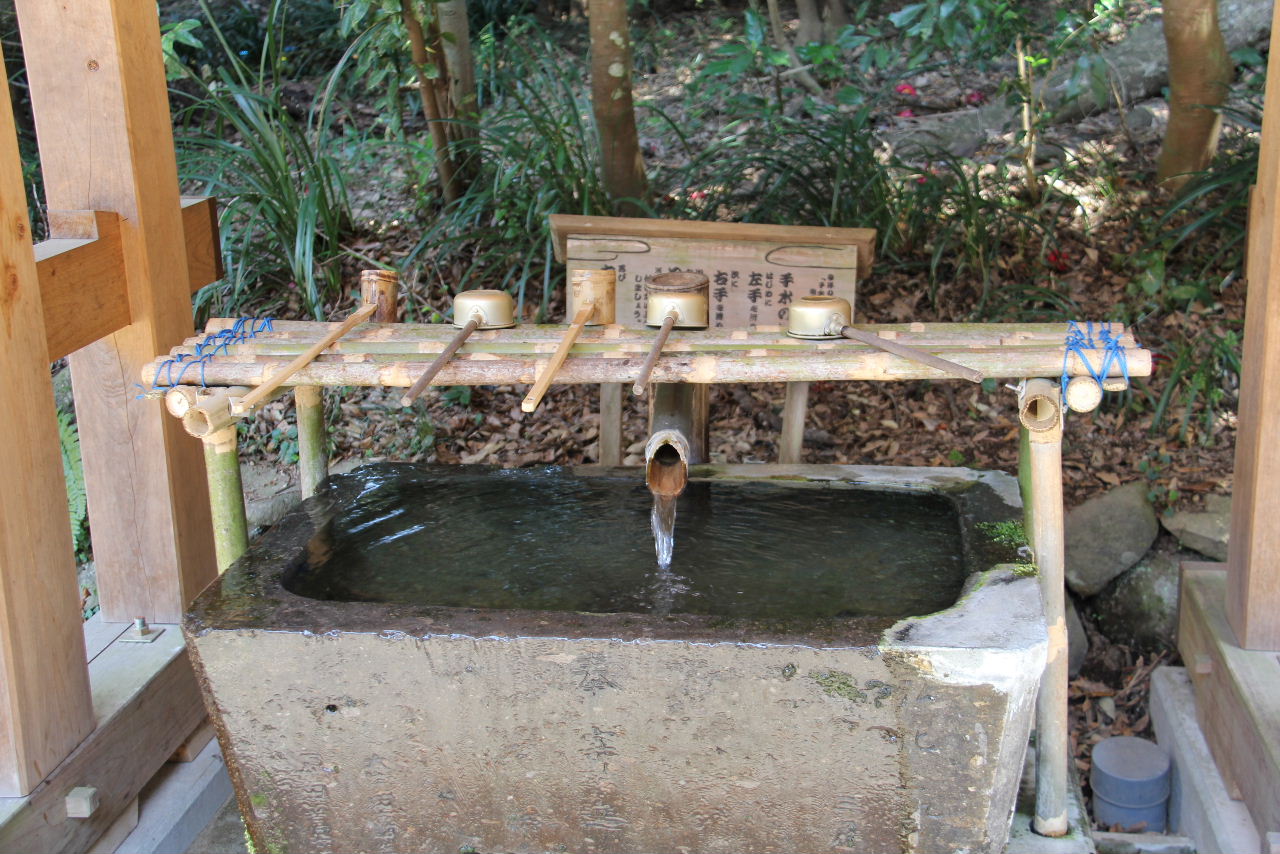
left=550, top=215, right=875, bottom=329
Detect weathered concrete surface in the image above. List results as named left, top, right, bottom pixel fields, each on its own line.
left=187, top=464, right=1045, bottom=854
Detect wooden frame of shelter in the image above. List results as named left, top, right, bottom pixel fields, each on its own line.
left=0, top=2, right=1277, bottom=852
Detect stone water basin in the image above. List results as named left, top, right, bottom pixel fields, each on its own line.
left=186, top=463, right=1046, bottom=854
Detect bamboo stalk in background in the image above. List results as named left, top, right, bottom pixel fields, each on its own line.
left=295, top=385, right=327, bottom=499
left=231, top=303, right=377, bottom=415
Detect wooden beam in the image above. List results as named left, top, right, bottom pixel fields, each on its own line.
left=549, top=214, right=877, bottom=279
left=34, top=211, right=128, bottom=361
left=1226, top=2, right=1280, bottom=649
left=31, top=200, right=219, bottom=361
left=0, top=52, right=95, bottom=798
left=181, top=197, right=222, bottom=295
left=1178, top=564, right=1280, bottom=833
left=0, top=626, right=205, bottom=854
left=17, top=0, right=218, bottom=623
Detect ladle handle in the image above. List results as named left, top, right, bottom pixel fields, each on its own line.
left=840, top=326, right=984, bottom=383
left=400, top=317, right=480, bottom=406
left=632, top=312, right=678, bottom=396
left=233, top=302, right=377, bottom=414
left=521, top=303, right=594, bottom=412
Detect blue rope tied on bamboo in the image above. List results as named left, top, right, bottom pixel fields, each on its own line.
left=1060, top=320, right=1129, bottom=396
left=144, top=317, right=274, bottom=395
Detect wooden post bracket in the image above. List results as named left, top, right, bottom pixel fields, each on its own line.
left=33, top=197, right=221, bottom=361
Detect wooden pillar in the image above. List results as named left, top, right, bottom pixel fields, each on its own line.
left=17, top=0, right=217, bottom=623
left=599, top=383, right=624, bottom=465
left=0, top=54, right=95, bottom=796
left=1226, top=0, right=1280, bottom=650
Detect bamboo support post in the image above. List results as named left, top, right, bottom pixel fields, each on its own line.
left=202, top=425, right=249, bottom=572
left=522, top=303, right=594, bottom=412
left=231, top=303, right=377, bottom=415
left=633, top=311, right=677, bottom=395
left=360, top=269, right=401, bottom=323
left=1018, top=378, right=1069, bottom=838
left=840, top=326, right=984, bottom=383
left=401, top=318, right=480, bottom=406
left=295, top=385, right=327, bottom=499
left=779, top=382, right=809, bottom=463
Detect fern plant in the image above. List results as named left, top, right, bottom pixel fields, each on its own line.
left=57, top=411, right=91, bottom=562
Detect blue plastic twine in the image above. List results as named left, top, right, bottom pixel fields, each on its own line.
left=142, top=317, right=274, bottom=397
left=1061, top=320, right=1129, bottom=397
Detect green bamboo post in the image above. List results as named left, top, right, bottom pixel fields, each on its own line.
left=295, top=385, right=328, bottom=499
left=1018, top=378, right=1069, bottom=838
left=202, top=425, right=249, bottom=572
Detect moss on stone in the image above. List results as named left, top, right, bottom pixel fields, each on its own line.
left=977, top=520, right=1029, bottom=549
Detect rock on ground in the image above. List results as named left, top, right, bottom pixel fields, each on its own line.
left=1160, top=494, right=1230, bottom=562
left=1067, top=595, right=1087, bottom=679
left=1066, top=482, right=1159, bottom=597
left=1091, top=548, right=1196, bottom=650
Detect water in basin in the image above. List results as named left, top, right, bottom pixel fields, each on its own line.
left=284, top=463, right=968, bottom=619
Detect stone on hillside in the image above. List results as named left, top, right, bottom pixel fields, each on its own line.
left=1065, top=482, right=1159, bottom=596
left=1066, top=595, right=1087, bottom=679
left=1161, top=494, right=1231, bottom=562
left=1092, top=552, right=1190, bottom=650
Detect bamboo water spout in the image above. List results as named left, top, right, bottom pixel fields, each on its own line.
left=787, top=296, right=984, bottom=383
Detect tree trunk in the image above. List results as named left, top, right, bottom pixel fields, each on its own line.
left=401, top=0, right=461, bottom=203
left=796, top=0, right=823, bottom=45
left=823, top=0, right=851, bottom=41
left=588, top=0, right=648, bottom=214
left=1156, top=0, right=1233, bottom=190
left=438, top=0, right=478, bottom=142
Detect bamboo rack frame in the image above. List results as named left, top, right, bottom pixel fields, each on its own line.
left=145, top=321, right=1150, bottom=390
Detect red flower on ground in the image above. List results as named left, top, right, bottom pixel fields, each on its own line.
left=1046, top=250, right=1070, bottom=273
left=965, top=90, right=987, bottom=106
left=897, top=108, right=915, bottom=118
left=895, top=83, right=917, bottom=96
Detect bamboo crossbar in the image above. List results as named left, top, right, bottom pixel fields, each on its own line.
left=144, top=345, right=1151, bottom=389
left=146, top=318, right=1150, bottom=390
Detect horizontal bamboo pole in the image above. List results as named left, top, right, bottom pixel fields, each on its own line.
left=205, top=318, right=1129, bottom=340
left=192, top=321, right=1134, bottom=353
left=230, top=303, right=376, bottom=415
left=144, top=345, right=1151, bottom=389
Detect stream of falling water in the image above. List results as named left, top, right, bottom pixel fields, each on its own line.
left=649, top=494, right=686, bottom=615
